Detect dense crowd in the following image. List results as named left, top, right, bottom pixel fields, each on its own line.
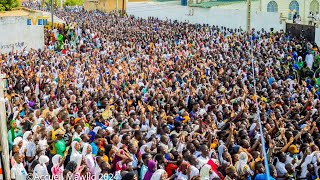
left=3, top=3, right=320, bottom=180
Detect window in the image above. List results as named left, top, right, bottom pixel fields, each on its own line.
left=267, top=1, right=278, bottom=12
left=288, top=0, right=299, bottom=20
left=289, top=0, right=299, bottom=13
left=310, top=0, right=319, bottom=15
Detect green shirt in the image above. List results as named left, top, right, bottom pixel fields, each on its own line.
left=55, top=139, right=66, bottom=157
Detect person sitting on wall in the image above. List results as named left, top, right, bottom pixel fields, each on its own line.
left=294, top=14, right=301, bottom=24
left=308, top=12, right=314, bottom=25
left=293, top=12, right=298, bottom=23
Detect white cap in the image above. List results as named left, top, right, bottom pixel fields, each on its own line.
left=24, top=86, right=30, bottom=92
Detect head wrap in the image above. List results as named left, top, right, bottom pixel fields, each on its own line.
left=32, top=125, right=40, bottom=133
left=23, top=131, right=32, bottom=142
left=13, top=137, right=23, bottom=146
left=236, top=152, right=249, bottom=173
left=39, top=155, right=50, bottom=165
left=200, top=164, right=211, bottom=178
left=10, top=120, right=20, bottom=141
left=144, top=160, right=157, bottom=180
left=82, top=143, right=91, bottom=156
left=52, top=154, right=62, bottom=166
left=151, top=169, right=166, bottom=180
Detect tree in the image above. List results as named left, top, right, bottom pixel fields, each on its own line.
left=44, top=0, right=83, bottom=8
left=64, top=0, right=84, bottom=6
left=0, top=0, right=20, bottom=11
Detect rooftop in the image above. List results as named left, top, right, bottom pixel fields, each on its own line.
left=0, top=7, right=65, bottom=24
left=0, top=7, right=42, bottom=17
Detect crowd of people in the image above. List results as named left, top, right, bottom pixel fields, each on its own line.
left=3, top=3, right=320, bottom=180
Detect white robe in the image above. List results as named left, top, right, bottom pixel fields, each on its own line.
left=306, top=54, right=314, bottom=69
left=70, top=142, right=82, bottom=169
left=33, top=164, right=49, bottom=178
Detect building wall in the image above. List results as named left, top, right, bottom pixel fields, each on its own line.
left=128, top=0, right=148, bottom=2
left=84, top=0, right=126, bottom=12
left=127, top=2, right=285, bottom=31
left=0, top=15, right=44, bottom=54
left=128, top=2, right=320, bottom=45
left=84, top=1, right=98, bottom=11
left=98, top=0, right=127, bottom=12
left=261, top=0, right=320, bottom=22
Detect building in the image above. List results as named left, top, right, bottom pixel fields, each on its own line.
left=128, top=0, right=148, bottom=2
left=0, top=8, right=44, bottom=54
left=84, top=0, right=126, bottom=12
left=261, top=0, right=320, bottom=23
left=0, top=7, right=64, bottom=54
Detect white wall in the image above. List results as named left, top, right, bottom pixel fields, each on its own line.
left=128, top=2, right=320, bottom=45
left=261, top=0, right=318, bottom=23
left=0, top=16, right=44, bottom=54
left=127, top=2, right=286, bottom=31
left=316, top=27, right=320, bottom=44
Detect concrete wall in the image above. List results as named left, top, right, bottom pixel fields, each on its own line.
left=127, top=2, right=285, bottom=31
left=316, top=27, right=320, bottom=44
left=98, top=0, right=127, bottom=12
left=84, top=0, right=126, bottom=12
left=84, top=1, right=99, bottom=11
left=0, top=16, right=44, bottom=54
left=127, top=2, right=320, bottom=45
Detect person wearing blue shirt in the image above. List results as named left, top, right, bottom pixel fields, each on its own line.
left=90, top=134, right=101, bottom=156
left=254, top=174, right=276, bottom=180
left=140, top=153, right=151, bottom=180
left=254, top=164, right=277, bottom=180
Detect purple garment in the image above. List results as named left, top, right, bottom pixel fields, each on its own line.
left=112, top=154, right=122, bottom=172
left=28, top=101, right=35, bottom=108
left=85, top=155, right=95, bottom=174
left=112, top=149, right=128, bottom=172
left=143, top=160, right=156, bottom=180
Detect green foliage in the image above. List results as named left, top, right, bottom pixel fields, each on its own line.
left=0, top=0, right=20, bottom=11
left=43, top=0, right=83, bottom=8
left=0, top=4, right=6, bottom=11
left=64, top=0, right=84, bottom=6
left=43, top=0, right=61, bottom=9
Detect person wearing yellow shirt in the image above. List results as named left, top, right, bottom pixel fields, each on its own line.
left=42, top=102, right=55, bottom=118
left=182, top=112, right=191, bottom=124
left=47, top=122, right=62, bottom=156
left=132, top=130, right=142, bottom=149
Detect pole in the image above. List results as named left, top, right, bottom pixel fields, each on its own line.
left=249, top=43, right=271, bottom=180
left=0, top=74, right=10, bottom=180
left=60, top=0, right=62, bottom=9
left=246, top=0, right=251, bottom=33
left=116, top=0, right=119, bottom=11
left=122, top=0, right=124, bottom=16
left=51, top=0, right=54, bottom=30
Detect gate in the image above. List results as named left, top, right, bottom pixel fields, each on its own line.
left=286, top=23, right=315, bottom=42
